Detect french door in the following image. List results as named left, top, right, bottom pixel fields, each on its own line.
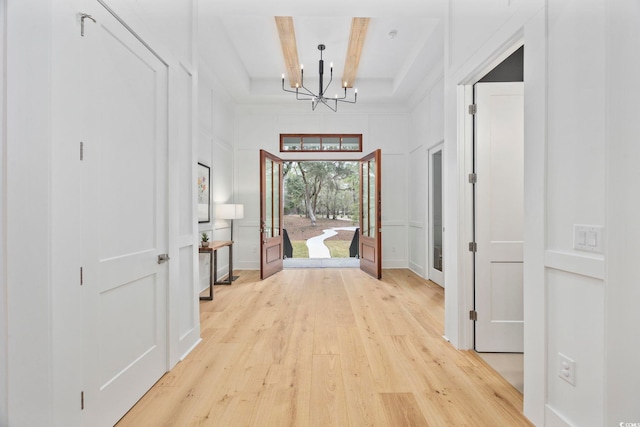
left=260, top=150, right=284, bottom=279
left=81, top=2, right=169, bottom=425
left=260, top=149, right=381, bottom=279
left=359, top=150, right=382, bottom=279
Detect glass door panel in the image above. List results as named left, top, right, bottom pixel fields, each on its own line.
left=273, top=161, right=280, bottom=237
left=361, top=161, right=369, bottom=237
left=368, top=158, right=376, bottom=237
left=265, top=159, right=273, bottom=237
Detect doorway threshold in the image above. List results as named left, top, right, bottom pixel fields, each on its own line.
left=283, top=258, right=359, bottom=268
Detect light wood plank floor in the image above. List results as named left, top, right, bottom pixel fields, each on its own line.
left=117, top=269, right=533, bottom=426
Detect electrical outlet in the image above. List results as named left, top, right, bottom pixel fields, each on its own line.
left=558, top=353, right=576, bottom=386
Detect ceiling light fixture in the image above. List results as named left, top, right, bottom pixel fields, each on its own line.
left=281, top=44, right=357, bottom=112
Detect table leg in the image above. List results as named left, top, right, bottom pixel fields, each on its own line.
left=229, top=244, right=239, bottom=281
left=199, top=250, right=214, bottom=300
left=215, top=243, right=234, bottom=285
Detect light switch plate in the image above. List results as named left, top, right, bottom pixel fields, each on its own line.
left=573, top=225, right=604, bottom=254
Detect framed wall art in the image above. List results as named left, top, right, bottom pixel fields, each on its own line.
left=197, top=162, right=211, bottom=223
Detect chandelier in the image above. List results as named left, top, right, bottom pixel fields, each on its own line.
left=281, top=44, right=358, bottom=112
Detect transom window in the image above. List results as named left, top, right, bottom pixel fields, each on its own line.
left=280, top=134, right=362, bottom=152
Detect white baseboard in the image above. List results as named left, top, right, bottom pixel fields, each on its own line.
left=545, top=404, right=573, bottom=427
left=180, top=338, right=202, bottom=361
left=408, top=262, right=425, bottom=277
left=382, top=259, right=408, bottom=269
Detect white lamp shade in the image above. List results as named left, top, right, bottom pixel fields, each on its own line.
left=216, top=204, right=244, bottom=220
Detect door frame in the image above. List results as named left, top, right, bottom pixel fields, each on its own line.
left=260, top=150, right=382, bottom=279
left=451, top=34, right=549, bottom=422
left=428, top=143, right=444, bottom=286
left=268, top=156, right=380, bottom=271
left=0, top=1, right=7, bottom=424
left=456, top=41, right=525, bottom=351
left=280, top=158, right=361, bottom=266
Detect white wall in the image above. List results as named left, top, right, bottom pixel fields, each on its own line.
left=521, top=7, right=547, bottom=423
left=442, top=0, right=640, bottom=426
left=197, top=63, right=236, bottom=288
left=443, top=0, right=548, bottom=424
left=408, top=78, right=445, bottom=279
left=544, top=1, right=605, bottom=425
left=5, top=0, right=199, bottom=424
left=605, top=0, right=640, bottom=424
left=232, top=104, right=410, bottom=271
left=444, top=0, right=546, bottom=346
left=0, top=0, right=7, bottom=424
left=6, top=1, right=635, bottom=426
left=6, top=1, right=54, bottom=424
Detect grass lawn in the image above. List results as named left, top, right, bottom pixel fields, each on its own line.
left=291, top=241, right=309, bottom=258
left=290, top=240, right=350, bottom=259
left=325, top=241, right=350, bottom=258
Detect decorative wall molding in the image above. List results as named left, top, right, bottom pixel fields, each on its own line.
left=544, top=250, right=605, bottom=281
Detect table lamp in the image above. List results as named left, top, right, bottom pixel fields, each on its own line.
left=216, top=203, right=244, bottom=242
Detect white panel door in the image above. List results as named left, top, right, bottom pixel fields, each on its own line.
left=474, top=82, right=524, bottom=353
left=81, top=3, right=169, bottom=425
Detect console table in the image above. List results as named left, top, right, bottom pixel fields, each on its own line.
left=199, top=240, right=234, bottom=301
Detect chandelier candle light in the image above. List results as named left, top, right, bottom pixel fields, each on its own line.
left=282, top=44, right=357, bottom=112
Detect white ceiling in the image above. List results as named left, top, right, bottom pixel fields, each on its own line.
left=198, top=0, right=445, bottom=107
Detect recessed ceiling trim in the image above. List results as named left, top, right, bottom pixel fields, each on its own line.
left=275, top=16, right=301, bottom=88
left=342, top=17, right=370, bottom=88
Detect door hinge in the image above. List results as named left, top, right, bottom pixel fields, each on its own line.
left=81, top=391, right=84, bottom=410
left=469, top=310, right=478, bottom=321
left=80, top=142, right=84, bottom=161
left=80, top=267, right=83, bottom=286
left=468, top=173, right=477, bottom=184
left=468, top=104, right=477, bottom=115
left=469, top=242, right=477, bottom=252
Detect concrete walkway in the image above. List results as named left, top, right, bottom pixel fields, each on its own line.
left=306, top=226, right=358, bottom=258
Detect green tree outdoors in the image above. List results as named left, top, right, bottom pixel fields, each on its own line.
left=284, top=161, right=359, bottom=225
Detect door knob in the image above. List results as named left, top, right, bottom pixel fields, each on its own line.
left=157, top=253, right=170, bottom=264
